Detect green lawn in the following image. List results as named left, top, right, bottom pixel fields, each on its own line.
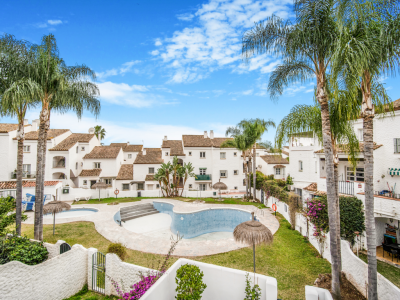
left=358, top=253, right=400, bottom=288
left=64, top=285, right=117, bottom=300
left=22, top=214, right=329, bottom=300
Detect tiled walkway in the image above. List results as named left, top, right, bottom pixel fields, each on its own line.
left=24, top=199, right=279, bottom=256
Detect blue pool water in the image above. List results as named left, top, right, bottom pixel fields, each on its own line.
left=153, top=201, right=252, bottom=239
left=44, top=208, right=98, bottom=218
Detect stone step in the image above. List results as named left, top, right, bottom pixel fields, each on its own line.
left=120, top=206, right=156, bottom=215
left=120, top=207, right=158, bottom=218
left=121, top=210, right=159, bottom=221
left=120, top=204, right=154, bottom=214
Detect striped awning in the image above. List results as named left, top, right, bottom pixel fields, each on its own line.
left=388, top=168, right=400, bottom=176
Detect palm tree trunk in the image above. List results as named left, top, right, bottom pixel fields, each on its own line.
left=319, top=93, right=341, bottom=299
left=248, top=160, right=252, bottom=198
left=334, top=161, right=342, bottom=273
left=253, top=143, right=256, bottom=201
left=15, top=122, right=24, bottom=236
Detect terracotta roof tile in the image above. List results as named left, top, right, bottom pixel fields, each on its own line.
left=134, top=148, right=164, bottom=164
left=182, top=135, right=235, bottom=148
left=79, top=169, right=102, bottom=177
left=109, top=143, right=143, bottom=152
left=116, top=165, right=133, bottom=180
left=282, top=150, right=289, bottom=156
left=260, top=155, right=289, bottom=164
left=212, top=138, right=234, bottom=148
left=83, top=146, right=121, bottom=159
left=19, top=129, right=69, bottom=140
left=161, top=140, right=185, bottom=156
left=304, top=182, right=318, bottom=192
left=0, top=181, right=60, bottom=189
left=273, top=164, right=287, bottom=168
left=49, top=133, right=95, bottom=151
left=0, top=123, right=19, bottom=133
left=145, top=175, right=157, bottom=181
left=314, top=142, right=383, bottom=154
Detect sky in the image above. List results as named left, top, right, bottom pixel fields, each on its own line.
left=0, top=0, right=398, bottom=147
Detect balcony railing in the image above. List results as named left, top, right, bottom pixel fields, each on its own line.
left=53, top=161, right=66, bottom=168
left=195, top=174, right=212, bottom=181
left=338, top=181, right=354, bottom=195
left=10, top=171, right=36, bottom=179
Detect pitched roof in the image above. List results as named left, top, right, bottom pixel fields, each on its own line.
left=212, top=137, right=234, bottom=148
left=260, top=155, right=289, bottom=164
left=134, top=148, right=164, bottom=164
left=182, top=135, right=234, bottom=148
left=19, top=129, right=69, bottom=140
left=161, top=140, right=185, bottom=156
left=145, top=175, right=157, bottom=181
left=314, top=142, right=383, bottom=154
left=304, top=182, right=318, bottom=192
left=49, top=133, right=95, bottom=151
left=282, top=150, right=289, bottom=156
left=78, top=169, right=102, bottom=177
left=0, top=181, right=60, bottom=189
left=109, top=143, right=143, bottom=152
left=0, top=123, right=19, bottom=133
left=83, top=146, right=121, bottom=159
left=116, top=165, right=133, bottom=180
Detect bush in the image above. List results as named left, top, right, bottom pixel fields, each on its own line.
left=244, top=273, right=261, bottom=300
left=0, top=235, right=48, bottom=265
left=175, top=264, right=207, bottom=300
left=0, top=196, right=27, bottom=236
left=107, top=243, right=126, bottom=260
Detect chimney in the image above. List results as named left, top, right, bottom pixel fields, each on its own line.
left=204, top=131, right=208, bottom=138
left=32, top=119, right=39, bottom=131
left=127, top=141, right=130, bottom=145
left=210, top=130, right=214, bottom=139
left=143, top=149, right=147, bottom=155
left=164, top=136, right=168, bottom=141
left=89, top=127, right=95, bottom=134
left=23, top=119, right=29, bottom=126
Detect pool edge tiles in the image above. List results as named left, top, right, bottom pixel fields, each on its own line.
left=153, top=201, right=252, bottom=239
left=43, top=208, right=98, bottom=219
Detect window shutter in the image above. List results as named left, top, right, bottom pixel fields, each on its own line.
left=394, top=138, right=397, bottom=153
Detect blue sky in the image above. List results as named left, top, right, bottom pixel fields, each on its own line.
left=1, top=0, right=398, bottom=147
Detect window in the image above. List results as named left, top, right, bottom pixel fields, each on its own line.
left=234, top=152, right=237, bottom=157
left=94, top=162, right=101, bottom=169
left=122, top=184, right=129, bottom=191
left=199, top=168, right=206, bottom=175
left=137, top=183, right=144, bottom=190
left=199, top=184, right=207, bottom=191
left=299, top=161, right=303, bottom=172
left=234, top=170, right=238, bottom=175
left=220, top=170, right=227, bottom=178
left=105, top=179, right=112, bottom=185
left=76, top=146, right=78, bottom=153
left=394, top=138, right=400, bottom=153
left=76, top=162, right=78, bottom=170
left=220, top=152, right=226, bottom=159
left=156, top=184, right=160, bottom=189
left=346, top=167, right=364, bottom=182
left=315, top=161, right=317, bottom=173
left=83, top=180, right=87, bottom=185
left=128, top=154, right=132, bottom=159
left=189, top=184, right=193, bottom=189
left=81, top=146, right=85, bottom=151
left=23, top=145, right=30, bottom=152
left=234, top=186, right=238, bottom=190
left=148, top=167, right=155, bottom=174
left=23, top=164, right=31, bottom=174
left=358, top=129, right=363, bottom=141
left=165, top=152, right=169, bottom=156
left=189, top=152, right=192, bottom=156
left=200, top=152, right=206, bottom=158
left=275, top=168, right=281, bottom=175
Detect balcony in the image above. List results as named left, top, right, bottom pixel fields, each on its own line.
left=10, top=171, right=36, bottom=179
left=53, top=156, right=66, bottom=168
left=338, top=181, right=355, bottom=195
left=195, top=174, right=212, bottom=181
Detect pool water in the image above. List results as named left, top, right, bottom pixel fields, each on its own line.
left=44, top=208, right=98, bottom=218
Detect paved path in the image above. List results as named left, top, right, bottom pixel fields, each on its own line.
left=24, top=199, right=279, bottom=256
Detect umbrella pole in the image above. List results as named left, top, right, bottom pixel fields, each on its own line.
left=53, top=212, right=55, bottom=235
left=98, top=189, right=100, bottom=201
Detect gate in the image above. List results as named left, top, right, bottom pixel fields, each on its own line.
left=60, top=242, right=71, bottom=254
left=92, top=252, right=106, bottom=294
left=261, top=190, right=265, bottom=204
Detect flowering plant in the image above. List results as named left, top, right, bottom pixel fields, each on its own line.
left=111, top=274, right=159, bottom=300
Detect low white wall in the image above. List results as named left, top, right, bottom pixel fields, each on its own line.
left=305, top=286, right=333, bottom=300
left=141, top=258, right=278, bottom=300
left=0, top=244, right=88, bottom=300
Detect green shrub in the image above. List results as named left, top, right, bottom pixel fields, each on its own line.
left=175, top=264, right=207, bottom=300
left=0, top=196, right=27, bottom=236
left=244, top=273, right=261, bottom=300
left=275, top=179, right=286, bottom=187
left=107, top=243, right=126, bottom=260
left=0, top=235, right=48, bottom=265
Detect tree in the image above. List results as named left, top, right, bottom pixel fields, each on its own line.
left=0, top=196, right=27, bottom=236
left=0, top=34, right=38, bottom=235
left=31, top=34, right=100, bottom=241
left=333, top=2, right=400, bottom=298
left=94, top=125, right=106, bottom=141
left=242, top=1, right=342, bottom=297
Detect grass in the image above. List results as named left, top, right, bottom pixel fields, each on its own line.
left=21, top=214, right=330, bottom=300
left=64, top=284, right=117, bottom=300
left=358, top=253, right=400, bottom=288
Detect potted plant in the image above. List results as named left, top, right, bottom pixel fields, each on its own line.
left=175, top=264, right=207, bottom=300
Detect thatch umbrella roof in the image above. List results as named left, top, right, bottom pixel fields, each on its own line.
left=92, top=182, right=109, bottom=189
left=213, top=179, right=228, bottom=201
left=43, top=201, right=71, bottom=235
left=233, top=212, right=273, bottom=275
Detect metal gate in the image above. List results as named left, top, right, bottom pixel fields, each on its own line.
left=60, top=242, right=71, bottom=254
left=261, top=190, right=265, bottom=204
left=92, top=252, right=106, bottom=294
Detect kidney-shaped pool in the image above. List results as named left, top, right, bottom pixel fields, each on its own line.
left=44, top=208, right=98, bottom=219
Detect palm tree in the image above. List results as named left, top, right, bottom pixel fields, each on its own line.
left=94, top=125, right=106, bottom=141
left=31, top=34, right=100, bottom=241
left=242, top=1, right=342, bottom=296
left=333, top=2, right=400, bottom=298
left=0, top=34, right=38, bottom=235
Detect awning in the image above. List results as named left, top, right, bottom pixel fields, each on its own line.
left=388, top=168, right=400, bottom=176
left=130, top=181, right=145, bottom=184
left=273, top=165, right=286, bottom=168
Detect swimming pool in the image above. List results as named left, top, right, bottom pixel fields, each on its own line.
left=153, top=201, right=252, bottom=239
left=44, top=208, right=98, bottom=218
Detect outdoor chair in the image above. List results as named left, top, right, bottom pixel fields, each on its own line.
left=382, top=243, right=396, bottom=260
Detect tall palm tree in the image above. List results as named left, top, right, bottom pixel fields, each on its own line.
left=242, top=1, right=342, bottom=297
left=31, top=34, right=100, bottom=240
left=333, top=2, right=400, bottom=298
left=0, top=34, right=38, bottom=235
left=94, top=125, right=106, bottom=141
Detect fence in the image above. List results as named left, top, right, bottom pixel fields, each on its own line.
left=338, top=181, right=354, bottom=195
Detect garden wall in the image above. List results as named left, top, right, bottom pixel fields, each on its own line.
left=266, top=196, right=400, bottom=300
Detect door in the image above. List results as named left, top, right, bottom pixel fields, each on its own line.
left=90, top=180, right=96, bottom=188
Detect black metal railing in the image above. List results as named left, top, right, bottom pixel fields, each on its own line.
left=339, top=181, right=354, bottom=195
left=10, top=171, right=36, bottom=179
left=60, top=242, right=71, bottom=254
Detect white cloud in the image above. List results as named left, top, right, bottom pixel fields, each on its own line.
left=153, top=0, right=292, bottom=83
left=151, top=50, right=160, bottom=56
left=96, top=60, right=141, bottom=80
left=155, top=39, right=162, bottom=46
left=177, top=13, right=195, bottom=21
left=48, top=20, right=63, bottom=25
left=35, top=19, right=64, bottom=28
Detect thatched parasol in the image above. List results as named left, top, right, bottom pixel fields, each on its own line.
left=213, top=179, right=228, bottom=201
left=43, top=201, right=71, bottom=235
left=233, top=212, right=273, bottom=276
left=92, top=181, right=109, bottom=201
